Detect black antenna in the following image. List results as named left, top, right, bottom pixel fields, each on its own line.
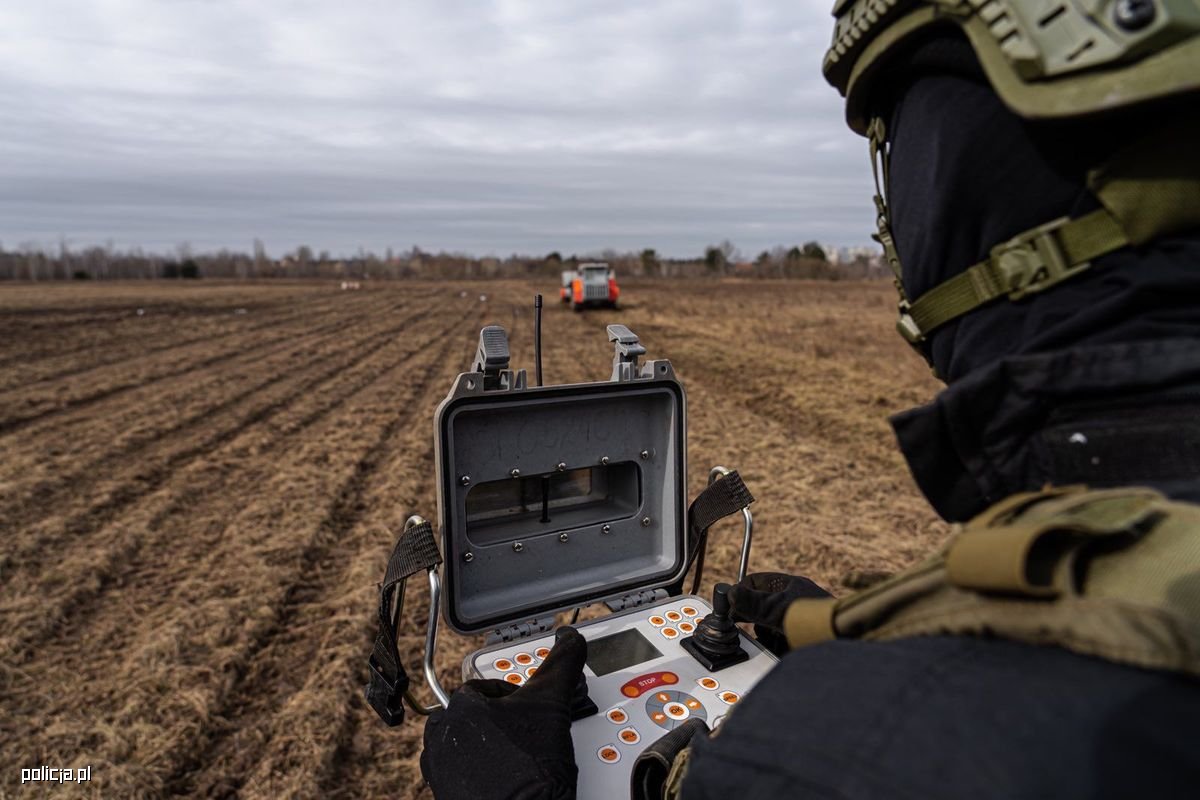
left=534, top=294, right=544, bottom=386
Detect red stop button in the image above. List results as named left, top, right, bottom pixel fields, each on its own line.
left=619, top=671, right=679, bottom=698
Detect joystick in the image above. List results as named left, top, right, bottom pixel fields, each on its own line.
left=558, top=627, right=599, bottom=720
left=680, top=583, right=750, bottom=672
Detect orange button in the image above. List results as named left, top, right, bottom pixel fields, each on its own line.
left=686, top=698, right=702, bottom=709
left=494, top=659, right=513, bottom=672
left=651, top=712, right=667, bottom=723
left=664, top=703, right=688, bottom=720
left=656, top=692, right=670, bottom=703
left=698, top=677, right=719, bottom=690
left=648, top=616, right=666, bottom=627
left=598, top=746, right=621, bottom=763
left=666, top=611, right=682, bottom=622
left=535, top=647, right=551, bottom=659
left=505, top=673, right=524, bottom=685
left=661, top=627, right=678, bottom=638
left=681, top=606, right=698, bottom=617
left=661, top=673, right=678, bottom=684
left=606, top=709, right=628, bottom=724
left=525, top=667, right=538, bottom=678
left=619, top=728, right=641, bottom=744
left=514, top=653, right=533, bottom=666
left=679, top=622, right=695, bottom=634
left=720, top=691, right=740, bottom=705
left=622, top=686, right=639, bottom=697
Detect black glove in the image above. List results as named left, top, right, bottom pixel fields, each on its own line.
left=420, top=627, right=586, bottom=800
left=727, top=572, right=831, bottom=657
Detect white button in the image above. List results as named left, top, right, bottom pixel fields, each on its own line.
left=664, top=702, right=689, bottom=721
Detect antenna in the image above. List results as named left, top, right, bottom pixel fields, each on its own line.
left=534, top=294, right=544, bottom=386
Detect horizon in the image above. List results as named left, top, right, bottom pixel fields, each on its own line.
left=0, top=1, right=875, bottom=258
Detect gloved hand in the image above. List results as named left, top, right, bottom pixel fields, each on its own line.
left=727, top=572, right=831, bottom=657
left=420, top=627, right=586, bottom=800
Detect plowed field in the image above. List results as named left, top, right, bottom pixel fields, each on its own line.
left=0, top=280, right=945, bottom=798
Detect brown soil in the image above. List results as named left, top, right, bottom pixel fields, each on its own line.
left=0, top=279, right=947, bottom=798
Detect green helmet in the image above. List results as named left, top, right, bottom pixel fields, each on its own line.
left=824, top=0, right=1200, bottom=135
left=821, top=0, right=1200, bottom=371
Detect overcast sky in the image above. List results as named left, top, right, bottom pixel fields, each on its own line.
left=0, top=1, right=874, bottom=259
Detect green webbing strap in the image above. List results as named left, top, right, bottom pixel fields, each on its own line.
left=900, top=208, right=1129, bottom=343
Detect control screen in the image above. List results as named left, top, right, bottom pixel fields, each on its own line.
left=586, top=628, right=662, bottom=676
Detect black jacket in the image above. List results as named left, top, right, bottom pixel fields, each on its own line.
left=681, top=32, right=1200, bottom=800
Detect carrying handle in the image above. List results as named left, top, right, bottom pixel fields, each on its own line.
left=401, top=515, right=450, bottom=713
left=709, top=466, right=755, bottom=584
left=365, top=515, right=449, bottom=725
left=685, top=466, right=756, bottom=596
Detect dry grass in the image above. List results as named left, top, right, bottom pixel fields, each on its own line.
left=0, top=279, right=946, bottom=798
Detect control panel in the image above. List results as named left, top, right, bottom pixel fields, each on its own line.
left=465, top=595, right=777, bottom=800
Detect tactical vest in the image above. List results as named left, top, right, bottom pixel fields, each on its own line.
left=784, top=485, right=1200, bottom=677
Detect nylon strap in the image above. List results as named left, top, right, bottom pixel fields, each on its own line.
left=671, top=471, right=755, bottom=596
left=364, top=519, right=442, bottom=727
left=903, top=208, right=1129, bottom=340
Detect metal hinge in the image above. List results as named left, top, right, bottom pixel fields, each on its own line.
left=484, top=616, right=556, bottom=645
left=604, top=588, right=668, bottom=612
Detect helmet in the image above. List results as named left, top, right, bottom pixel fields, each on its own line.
left=820, top=0, right=1200, bottom=370
left=824, top=0, right=1200, bottom=135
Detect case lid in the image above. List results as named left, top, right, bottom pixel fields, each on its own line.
left=434, top=325, right=687, bottom=635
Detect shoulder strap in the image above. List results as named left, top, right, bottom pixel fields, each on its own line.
left=364, top=518, right=442, bottom=727
left=669, top=470, right=755, bottom=596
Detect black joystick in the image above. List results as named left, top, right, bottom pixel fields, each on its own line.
left=556, top=627, right=599, bottom=721
left=680, top=583, right=750, bottom=672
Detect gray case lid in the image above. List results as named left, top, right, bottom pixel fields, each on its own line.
left=434, top=341, right=687, bottom=636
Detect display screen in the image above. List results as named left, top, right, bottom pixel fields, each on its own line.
left=586, top=628, right=663, bottom=677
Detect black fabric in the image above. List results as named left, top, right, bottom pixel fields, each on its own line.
left=881, top=34, right=1200, bottom=383
left=680, top=637, right=1200, bottom=800
left=365, top=521, right=443, bottom=726
left=631, top=718, right=708, bottom=800
left=891, top=339, right=1200, bottom=521
left=420, top=627, right=586, bottom=800
left=873, top=32, right=1200, bottom=520
left=727, top=573, right=832, bottom=657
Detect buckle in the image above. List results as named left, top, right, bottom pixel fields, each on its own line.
left=990, top=217, right=1090, bottom=301
left=895, top=300, right=924, bottom=346
left=365, top=656, right=409, bottom=727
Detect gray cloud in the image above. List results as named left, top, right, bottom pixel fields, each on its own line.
left=0, top=0, right=874, bottom=258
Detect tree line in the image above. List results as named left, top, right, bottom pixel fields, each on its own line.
left=0, top=239, right=884, bottom=281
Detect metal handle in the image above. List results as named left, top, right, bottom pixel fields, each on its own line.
left=708, top=466, right=754, bottom=583
left=399, top=515, right=450, bottom=715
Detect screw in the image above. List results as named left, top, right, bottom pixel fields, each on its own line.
left=559, top=533, right=569, bottom=542
left=512, top=542, right=524, bottom=552
left=602, top=524, right=612, bottom=534
left=642, top=516, right=651, bottom=527
left=600, top=456, right=610, bottom=465
left=640, top=450, right=650, bottom=460
left=1114, top=0, right=1156, bottom=30
left=510, top=468, right=521, bottom=478
left=556, top=462, right=567, bottom=472
left=463, top=552, right=474, bottom=562
left=460, top=475, right=471, bottom=486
